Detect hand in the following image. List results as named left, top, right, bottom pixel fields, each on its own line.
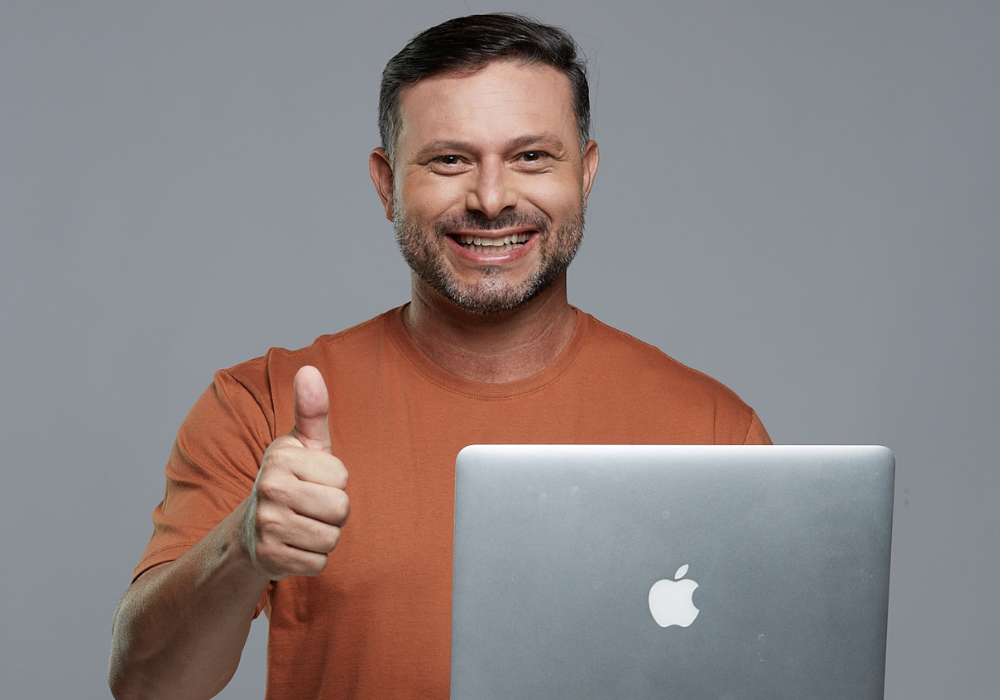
left=240, top=365, right=350, bottom=580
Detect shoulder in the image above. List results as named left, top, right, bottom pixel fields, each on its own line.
left=576, top=312, right=770, bottom=444
left=581, top=313, right=742, bottom=401
left=204, top=310, right=395, bottom=431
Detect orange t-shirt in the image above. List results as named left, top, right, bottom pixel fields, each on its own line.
left=135, top=307, right=770, bottom=699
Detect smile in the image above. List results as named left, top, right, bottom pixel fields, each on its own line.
left=455, top=232, right=531, bottom=254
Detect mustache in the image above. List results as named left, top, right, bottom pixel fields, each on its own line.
left=433, top=210, right=550, bottom=234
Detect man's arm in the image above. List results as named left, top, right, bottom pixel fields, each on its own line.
left=109, top=504, right=267, bottom=700
left=109, top=366, right=349, bottom=700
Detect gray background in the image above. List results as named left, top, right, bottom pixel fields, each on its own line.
left=2, top=1, right=997, bottom=698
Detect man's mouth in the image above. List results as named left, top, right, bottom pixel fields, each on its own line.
left=454, top=232, right=531, bottom=254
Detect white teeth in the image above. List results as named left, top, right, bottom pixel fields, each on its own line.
left=458, top=233, right=529, bottom=248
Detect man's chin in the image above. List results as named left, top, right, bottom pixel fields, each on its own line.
left=430, top=270, right=563, bottom=316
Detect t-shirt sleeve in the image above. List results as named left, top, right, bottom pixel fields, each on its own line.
left=742, top=411, right=773, bottom=445
left=132, top=367, right=275, bottom=585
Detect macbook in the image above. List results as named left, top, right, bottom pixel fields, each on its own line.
left=450, top=445, right=894, bottom=699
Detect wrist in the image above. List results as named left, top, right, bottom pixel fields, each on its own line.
left=221, top=499, right=273, bottom=587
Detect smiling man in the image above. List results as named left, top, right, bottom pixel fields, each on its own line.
left=377, top=61, right=595, bottom=315
left=110, top=14, right=770, bottom=700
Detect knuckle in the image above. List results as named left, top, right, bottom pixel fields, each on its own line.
left=340, top=493, right=352, bottom=522
left=253, top=513, right=281, bottom=547
left=324, top=527, right=342, bottom=552
left=330, top=490, right=351, bottom=523
left=255, top=475, right=292, bottom=504
left=265, top=448, right=293, bottom=472
left=303, top=553, right=329, bottom=577
left=254, top=507, right=292, bottom=549
left=252, top=540, right=281, bottom=574
left=287, top=551, right=327, bottom=578
left=327, top=456, right=349, bottom=487
left=310, top=523, right=341, bottom=555
left=262, top=440, right=300, bottom=473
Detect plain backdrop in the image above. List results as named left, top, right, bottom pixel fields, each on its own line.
left=2, top=1, right=997, bottom=698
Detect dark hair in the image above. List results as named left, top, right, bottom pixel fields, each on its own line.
left=378, top=13, right=591, bottom=162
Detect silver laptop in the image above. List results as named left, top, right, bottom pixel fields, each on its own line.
left=450, top=445, right=894, bottom=700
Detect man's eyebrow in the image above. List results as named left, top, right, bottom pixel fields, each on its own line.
left=413, top=140, right=473, bottom=160
left=506, top=133, right=566, bottom=152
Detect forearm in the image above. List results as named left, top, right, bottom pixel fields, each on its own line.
left=109, top=501, right=270, bottom=700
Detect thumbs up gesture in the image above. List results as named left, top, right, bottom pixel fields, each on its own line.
left=240, top=366, right=350, bottom=581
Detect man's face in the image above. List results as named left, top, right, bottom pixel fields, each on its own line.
left=371, top=60, right=599, bottom=314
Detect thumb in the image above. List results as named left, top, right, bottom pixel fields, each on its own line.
left=292, top=365, right=332, bottom=453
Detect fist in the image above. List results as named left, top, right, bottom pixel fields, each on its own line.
left=240, top=365, right=349, bottom=580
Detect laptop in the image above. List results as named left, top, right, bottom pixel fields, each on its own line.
left=450, top=445, right=894, bottom=700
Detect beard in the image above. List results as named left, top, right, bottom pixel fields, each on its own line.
left=393, top=198, right=586, bottom=315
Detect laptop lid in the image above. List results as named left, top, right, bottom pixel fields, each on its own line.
left=450, top=445, right=894, bottom=700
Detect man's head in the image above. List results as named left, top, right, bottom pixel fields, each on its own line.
left=378, top=13, right=591, bottom=164
left=369, top=14, right=599, bottom=316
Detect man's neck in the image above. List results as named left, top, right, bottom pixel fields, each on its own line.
left=402, top=274, right=578, bottom=383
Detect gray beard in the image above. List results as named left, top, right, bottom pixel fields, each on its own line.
left=393, top=201, right=585, bottom=315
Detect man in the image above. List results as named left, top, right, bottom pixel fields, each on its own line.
left=109, top=13, right=770, bottom=700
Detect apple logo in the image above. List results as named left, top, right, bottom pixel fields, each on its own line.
left=648, top=564, right=700, bottom=628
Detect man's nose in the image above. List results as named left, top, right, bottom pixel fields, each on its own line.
left=466, top=158, right=517, bottom=219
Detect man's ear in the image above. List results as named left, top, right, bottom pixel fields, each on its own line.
left=581, top=140, right=600, bottom=202
left=369, top=147, right=395, bottom=221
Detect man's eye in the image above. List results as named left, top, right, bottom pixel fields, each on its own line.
left=435, top=155, right=461, bottom=165
left=522, top=151, right=543, bottom=161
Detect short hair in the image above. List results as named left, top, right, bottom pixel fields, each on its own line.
left=378, top=13, right=591, bottom=163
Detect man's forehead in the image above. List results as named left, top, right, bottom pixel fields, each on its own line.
left=395, top=61, right=575, bottom=147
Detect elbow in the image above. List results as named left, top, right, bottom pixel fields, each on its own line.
left=108, top=589, right=171, bottom=700
left=108, top=664, right=141, bottom=700
left=108, top=601, right=148, bottom=700
left=108, top=600, right=234, bottom=700
left=108, top=647, right=149, bottom=700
